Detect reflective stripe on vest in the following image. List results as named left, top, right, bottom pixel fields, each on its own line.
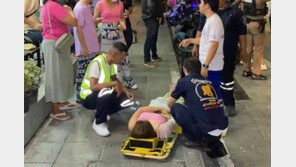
left=80, top=53, right=117, bottom=99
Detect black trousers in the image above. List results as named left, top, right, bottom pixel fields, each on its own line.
left=83, top=89, right=130, bottom=124
left=143, top=18, right=160, bottom=62
left=220, top=56, right=236, bottom=107
left=123, top=18, right=133, bottom=50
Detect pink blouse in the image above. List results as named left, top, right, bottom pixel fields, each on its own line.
left=138, top=113, right=176, bottom=139
left=97, top=0, right=123, bottom=23
left=42, top=1, right=69, bottom=40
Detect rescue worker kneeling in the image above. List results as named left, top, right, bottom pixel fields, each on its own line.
left=167, top=57, right=229, bottom=158
left=80, top=42, right=135, bottom=137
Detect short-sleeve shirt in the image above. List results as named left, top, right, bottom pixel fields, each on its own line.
left=41, top=1, right=70, bottom=40
left=97, top=1, right=123, bottom=23
left=89, top=54, right=111, bottom=79
left=198, top=5, right=247, bottom=58
left=24, top=0, right=41, bottom=31
left=73, top=1, right=100, bottom=56
left=171, top=73, right=228, bottom=132
left=199, top=14, right=224, bottom=71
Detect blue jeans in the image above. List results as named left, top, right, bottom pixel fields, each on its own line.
left=26, top=30, right=43, bottom=47
left=143, top=18, right=159, bottom=62
left=208, top=70, right=222, bottom=102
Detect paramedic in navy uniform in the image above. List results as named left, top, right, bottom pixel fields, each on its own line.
left=167, top=57, right=229, bottom=159
left=193, top=0, right=248, bottom=117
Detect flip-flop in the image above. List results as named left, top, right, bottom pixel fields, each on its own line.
left=50, top=113, right=70, bottom=121
left=59, top=103, right=80, bottom=110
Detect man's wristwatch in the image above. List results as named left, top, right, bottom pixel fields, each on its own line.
left=202, top=63, right=209, bottom=69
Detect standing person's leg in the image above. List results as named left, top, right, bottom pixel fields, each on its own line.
left=152, top=20, right=160, bottom=60
left=171, top=103, right=207, bottom=142
left=143, top=19, right=157, bottom=63
left=208, top=71, right=223, bottom=104
left=243, top=23, right=253, bottom=77
left=220, top=57, right=236, bottom=116
left=251, top=22, right=266, bottom=80
left=76, top=53, right=97, bottom=103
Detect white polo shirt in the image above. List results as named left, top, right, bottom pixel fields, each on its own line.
left=199, top=14, right=224, bottom=71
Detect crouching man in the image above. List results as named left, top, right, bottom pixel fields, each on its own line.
left=80, top=42, right=135, bottom=137
left=167, top=57, right=229, bottom=158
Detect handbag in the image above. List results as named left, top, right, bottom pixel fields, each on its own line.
left=47, top=5, right=74, bottom=54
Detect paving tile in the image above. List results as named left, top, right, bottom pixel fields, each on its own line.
left=24, top=143, right=63, bottom=163
left=24, top=163, right=52, bottom=167
left=53, top=143, right=102, bottom=167
left=95, top=161, right=142, bottom=167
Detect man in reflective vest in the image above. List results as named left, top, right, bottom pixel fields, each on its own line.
left=80, top=42, right=135, bottom=137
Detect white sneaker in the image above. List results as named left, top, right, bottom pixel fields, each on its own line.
left=107, top=115, right=111, bottom=121
left=261, top=64, right=267, bottom=71
left=130, top=84, right=138, bottom=89
left=92, top=120, right=110, bottom=137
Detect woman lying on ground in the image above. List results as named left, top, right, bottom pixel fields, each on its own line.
left=128, top=106, right=177, bottom=139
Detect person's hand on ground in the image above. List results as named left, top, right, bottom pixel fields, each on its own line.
left=179, top=39, right=191, bottom=48
left=201, top=68, right=208, bottom=78
left=33, top=23, right=43, bottom=31
left=125, top=91, right=134, bottom=101
left=82, top=47, right=89, bottom=56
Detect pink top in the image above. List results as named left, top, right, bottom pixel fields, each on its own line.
left=41, top=1, right=70, bottom=40
left=138, top=113, right=176, bottom=139
left=138, top=113, right=166, bottom=126
left=97, top=0, right=123, bottom=23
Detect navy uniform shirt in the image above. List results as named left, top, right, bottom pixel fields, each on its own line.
left=198, top=5, right=247, bottom=59
left=171, top=73, right=228, bottom=132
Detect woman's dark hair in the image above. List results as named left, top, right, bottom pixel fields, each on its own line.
left=204, top=0, right=219, bottom=12
left=131, top=120, right=157, bottom=139
left=183, top=57, right=201, bottom=74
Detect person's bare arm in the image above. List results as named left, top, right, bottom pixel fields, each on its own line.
left=76, top=25, right=88, bottom=56
left=128, top=106, right=169, bottom=132
left=93, top=3, right=101, bottom=23
left=60, top=5, right=77, bottom=27
left=192, top=31, right=202, bottom=56
left=24, top=16, right=43, bottom=31
left=167, top=96, right=177, bottom=109
left=201, top=41, right=219, bottom=78
left=113, top=77, right=134, bottom=100
left=119, top=6, right=126, bottom=30
left=89, top=77, right=117, bottom=92
left=239, top=35, right=247, bottom=62
left=179, top=37, right=201, bottom=48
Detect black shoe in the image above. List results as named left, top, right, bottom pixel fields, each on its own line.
left=242, top=70, right=252, bottom=77
left=152, top=56, right=162, bottom=62
left=184, top=139, right=210, bottom=152
left=225, top=105, right=236, bottom=117
left=206, top=140, right=228, bottom=159
left=251, top=74, right=267, bottom=80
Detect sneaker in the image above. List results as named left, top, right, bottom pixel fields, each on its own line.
left=123, top=79, right=138, bottom=90
left=107, top=115, right=111, bottom=121
left=251, top=74, right=267, bottom=80
left=242, top=70, right=252, bottom=77
left=152, top=56, right=162, bottom=62
left=92, top=120, right=110, bottom=137
left=225, top=105, right=236, bottom=117
left=143, top=61, right=157, bottom=67
left=261, top=64, right=268, bottom=71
